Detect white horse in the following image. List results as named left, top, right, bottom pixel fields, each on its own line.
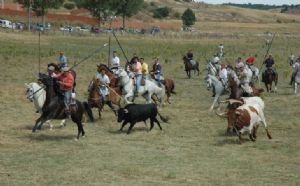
left=206, top=62, right=219, bottom=77
left=25, top=82, right=66, bottom=129
left=114, top=68, right=165, bottom=107
left=205, top=74, right=228, bottom=111
left=247, top=64, right=260, bottom=85
left=294, top=64, right=300, bottom=95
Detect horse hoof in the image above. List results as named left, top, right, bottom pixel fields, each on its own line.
left=74, top=138, right=79, bottom=141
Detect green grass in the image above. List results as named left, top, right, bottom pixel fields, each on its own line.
left=0, top=31, right=299, bottom=186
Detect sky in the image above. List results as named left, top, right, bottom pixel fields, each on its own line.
left=195, top=0, right=299, bottom=5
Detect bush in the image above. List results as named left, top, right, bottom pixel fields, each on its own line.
left=173, top=12, right=181, bottom=19
left=64, top=3, right=75, bottom=10
left=153, top=7, right=171, bottom=19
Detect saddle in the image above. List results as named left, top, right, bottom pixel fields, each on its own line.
left=189, top=60, right=196, bottom=67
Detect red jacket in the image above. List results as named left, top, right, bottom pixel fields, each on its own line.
left=56, top=72, right=74, bottom=91
left=246, top=56, right=255, bottom=65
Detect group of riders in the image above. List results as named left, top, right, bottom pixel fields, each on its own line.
left=46, top=51, right=163, bottom=119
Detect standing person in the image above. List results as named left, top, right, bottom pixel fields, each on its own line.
left=58, top=51, right=68, bottom=69
left=111, top=51, right=120, bottom=70
left=290, top=55, right=300, bottom=85
left=132, top=57, right=142, bottom=96
left=289, top=53, right=295, bottom=66
left=186, top=49, right=193, bottom=61
left=218, top=44, right=224, bottom=58
left=238, top=64, right=253, bottom=95
left=53, top=66, right=74, bottom=119
left=140, top=57, right=149, bottom=80
left=246, top=54, right=257, bottom=76
left=96, top=66, right=110, bottom=103
left=152, top=57, right=162, bottom=86
left=235, top=57, right=244, bottom=74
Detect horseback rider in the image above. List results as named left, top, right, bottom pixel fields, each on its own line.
left=96, top=66, right=110, bottom=103
left=218, top=64, right=228, bottom=89
left=235, top=57, right=244, bottom=75
left=52, top=66, right=74, bottom=119
left=111, top=51, right=120, bottom=71
left=238, top=63, right=253, bottom=95
left=212, top=56, right=221, bottom=74
left=262, top=54, right=277, bottom=82
left=186, top=49, right=196, bottom=67
left=132, top=57, right=142, bottom=96
left=140, top=57, right=149, bottom=80
left=290, top=55, right=300, bottom=85
left=246, top=54, right=258, bottom=76
left=152, top=57, right=162, bottom=87
left=58, top=51, right=68, bottom=70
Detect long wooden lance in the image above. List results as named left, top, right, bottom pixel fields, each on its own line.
left=259, top=33, right=276, bottom=73
left=70, top=43, right=108, bottom=70
left=112, top=31, right=129, bottom=63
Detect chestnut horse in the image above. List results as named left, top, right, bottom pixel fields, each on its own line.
left=87, top=78, right=121, bottom=118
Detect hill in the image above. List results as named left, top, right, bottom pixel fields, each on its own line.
left=1, top=0, right=300, bottom=32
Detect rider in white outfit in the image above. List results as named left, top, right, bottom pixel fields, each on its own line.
left=239, top=63, right=253, bottom=95
left=219, top=64, right=228, bottom=89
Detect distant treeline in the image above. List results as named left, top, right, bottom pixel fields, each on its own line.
left=223, top=3, right=300, bottom=12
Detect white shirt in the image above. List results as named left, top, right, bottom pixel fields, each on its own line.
left=96, top=73, right=110, bottom=85
left=111, top=56, right=120, bottom=67
left=219, top=68, right=227, bottom=80
left=219, top=45, right=224, bottom=53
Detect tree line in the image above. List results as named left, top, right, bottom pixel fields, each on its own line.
left=16, top=0, right=197, bottom=29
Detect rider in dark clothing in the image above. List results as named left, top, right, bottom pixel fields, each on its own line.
left=262, top=54, right=276, bottom=82
left=187, top=49, right=193, bottom=60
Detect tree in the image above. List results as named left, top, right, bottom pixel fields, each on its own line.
left=111, top=0, right=144, bottom=29
left=16, top=0, right=64, bottom=27
left=73, top=0, right=113, bottom=26
left=181, top=8, right=196, bottom=27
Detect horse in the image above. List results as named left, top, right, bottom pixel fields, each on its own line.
left=149, top=72, right=176, bottom=104
left=263, top=68, right=278, bottom=93
left=294, top=65, right=300, bottom=94
left=25, top=82, right=66, bottom=129
left=114, top=68, right=165, bottom=107
left=33, top=73, right=94, bottom=140
left=205, top=74, right=228, bottom=111
left=247, top=65, right=260, bottom=84
left=87, top=78, right=119, bottom=118
left=48, top=63, right=77, bottom=92
left=182, top=56, right=200, bottom=78
left=206, top=62, right=218, bottom=77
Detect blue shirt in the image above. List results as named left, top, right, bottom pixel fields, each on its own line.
left=58, top=55, right=68, bottom=68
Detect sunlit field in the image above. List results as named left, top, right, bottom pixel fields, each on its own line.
left=0, top=30, right=299, bottom=186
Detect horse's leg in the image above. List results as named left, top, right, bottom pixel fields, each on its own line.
left=209, top=96, right=218, bottom=111
left=32, top=115, right=48, bottom=132
left=294, top=83, right=297, bottom=94
left=59, top=119, right=66, bottom=128
left=274, top=75, right=278, bottom=92
left=45, top=120, right=53, bottom=130
left=106, top=101, right=117, bottom=116
left=75, top=121, right=85, bottom=140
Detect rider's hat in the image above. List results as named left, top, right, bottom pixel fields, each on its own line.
left=61, top=66, right=70, bottom=72
left=48, top=65, right=55, bottom=71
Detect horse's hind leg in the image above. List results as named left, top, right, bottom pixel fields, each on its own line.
left=33, top=116, right=48, bottom=132
left=75, top=121, right=85, bottom=140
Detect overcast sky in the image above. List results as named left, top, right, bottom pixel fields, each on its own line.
left=195, top=0, right=299, bottom=5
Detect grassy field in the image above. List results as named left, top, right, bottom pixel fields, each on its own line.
left=0, top=30, right=299, bottom=186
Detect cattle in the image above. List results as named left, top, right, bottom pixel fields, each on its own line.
left=233, top=97, right=272, bottom=143
left=117, top=103, right=168, bottom=134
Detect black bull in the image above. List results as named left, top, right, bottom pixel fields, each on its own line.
left=117, top=103, right=168, bottom=134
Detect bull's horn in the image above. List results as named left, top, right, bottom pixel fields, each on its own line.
left=215, top=111, right=228, bottom=118
left=220, top=100, right=229, bottom=103
left=235, top=111, right=241, bottom=115
left=228, top=99, right=243, bottom=105
left=123, top=109, right=129, bottom=113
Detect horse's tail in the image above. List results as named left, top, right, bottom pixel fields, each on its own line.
left=157, top=112, right=169, bottom=123
left=170, top=81, right=176, bottom=95
left=83, top=101, right=94, bottom=122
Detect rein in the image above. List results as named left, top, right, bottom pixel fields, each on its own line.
left=30, top=85, right=45, bottom=96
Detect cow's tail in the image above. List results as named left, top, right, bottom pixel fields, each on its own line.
left=83, top=101, right=94, bottom=122
left=171, top=82, right=176, bottom=95
left=157, top=112, right=169, bottom=123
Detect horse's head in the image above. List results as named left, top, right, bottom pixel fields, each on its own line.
left=205, top=75, right=213, bottom=90
left=25, top=83, right=34, bottom=102
left=48, top=63, right=60, bottom=72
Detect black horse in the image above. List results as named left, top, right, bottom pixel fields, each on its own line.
left=32, top=73, right=94, bottom=139
left=263, top=68, right=278, bottom=93
left=182, top=56, right=200, bottom=78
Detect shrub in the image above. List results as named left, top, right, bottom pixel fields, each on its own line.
left=64, top=3, right=75, bottom=10
left=153, top=7, right=171, bottom=19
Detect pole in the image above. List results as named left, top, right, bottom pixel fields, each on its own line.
left=38, top=31, right=41, bottom=73
left=259, top=33, right=276, bottom=73
left=108, top=36, right=111, bottom=67
left=112, top=31, right=129, bottom=62
left=70, top=43, right=108, bottom=70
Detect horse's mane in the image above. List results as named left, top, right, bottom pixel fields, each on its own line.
left=98, top=64, right=113, bottom=74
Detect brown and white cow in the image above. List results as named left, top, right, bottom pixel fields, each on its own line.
left=233, top=98, right=272, bottom=143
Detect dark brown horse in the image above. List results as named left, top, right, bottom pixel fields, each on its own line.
left=34, top=73, right=94, bottom=140
left=182, top=56, right=200, bottom=78
left=150, top=72, right=176, bottom=104
left=87, top=78, right=118, bottom=118
left=263, top=68, right=278, bottom=93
